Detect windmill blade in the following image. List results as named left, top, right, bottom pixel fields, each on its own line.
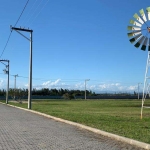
left=141, top=37, right=148, bottom=50
left=133, top=13, right=144, bottom=24
left=127, top=30, right=141, bottom=37
left=130, top=19, right=142, bottom=27
left=134, top=36, right=145, bottom=48
left=127, top=26, right=141, bottom=31
left=140, top=9, right=147, bottom=22
left=129, top=34, right=142, bottom=43
left=146, top=7, right=150, bottom=20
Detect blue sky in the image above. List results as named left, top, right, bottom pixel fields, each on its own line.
left=0, top=0, right=149, bottom=93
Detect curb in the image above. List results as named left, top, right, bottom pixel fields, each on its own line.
left=1, top=102, right=150, bottom=150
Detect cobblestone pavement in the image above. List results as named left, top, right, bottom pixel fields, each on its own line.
left=0, top=104, right=146, bottom=150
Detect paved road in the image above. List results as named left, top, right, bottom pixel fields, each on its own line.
left=0, top=104, right=145, bottom=150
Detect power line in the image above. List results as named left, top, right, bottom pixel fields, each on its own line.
left=0, top=72, right=143, bottom=85
left=24, top=0, right=44, bottom=26
left=14, top=0, right=30, bottom=27
left=28, top=0, right=50, bottom=26
left=0, top=31, right=12, bottom=59
left=21, top=0, right=38, bottom=25
left=0, top=0, right=30, bottom=59
left=11, top=75, right=85, bottom=82
left=8, top=74, right=87, bottom=82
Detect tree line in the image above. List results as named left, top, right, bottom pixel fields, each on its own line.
left=0, top=88, right=138, bottom=100
left=1, top=88, right=94, bottom=100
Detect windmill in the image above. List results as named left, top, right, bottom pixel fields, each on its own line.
left=127, top=7, right=150, bottom=119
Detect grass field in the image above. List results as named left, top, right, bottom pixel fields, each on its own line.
left=2, top=99, right=150, bottom=144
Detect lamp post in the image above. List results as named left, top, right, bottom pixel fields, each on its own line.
left=13, top=74, right=18, bottom=100
left=138, top=83, right=142, bottom=99
left=85, top=79, right=90, bottom=100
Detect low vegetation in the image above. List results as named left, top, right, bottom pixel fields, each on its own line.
left=3, top=99, right=150, bottom=144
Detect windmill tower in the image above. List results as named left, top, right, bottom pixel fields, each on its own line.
left=127, top=7, right=150, bottom=118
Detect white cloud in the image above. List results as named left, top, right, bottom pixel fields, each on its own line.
left=75, top=82, right=84, bottom=89
left=24, top=84, right=28, bottom=87
left=51, top=79, right=61, bottom=86
left=0, top=79, right=3, bottom=85
left=42, top=81, right=51, bottom=86
left=41, top=79, right=62, bottom=88
left=97, top=83, right=121, bottom=90
left=0, top=79, right=6, bottom=88
left=127, top=85, right=137, bottom=91
left=40, top=80, right=139, bottom=93
left=86, top=82, right=139, bottom=93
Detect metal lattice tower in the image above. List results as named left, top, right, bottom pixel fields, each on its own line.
left=141, top=51, right=150, bottom=118
left=127, top=7, right=150, bottom=119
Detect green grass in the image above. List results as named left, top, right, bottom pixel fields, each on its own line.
left=3, top=99, right=150, bottom=144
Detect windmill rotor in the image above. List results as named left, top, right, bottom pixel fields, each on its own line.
left=128, top=7, right=150, bottom=51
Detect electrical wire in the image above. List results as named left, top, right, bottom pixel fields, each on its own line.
left=8, top=74, right=87, bottom=82
left=0, top=0, right=30, bottom=59
left=21, top=0, right=38, bottom=25
left=0, top=0, right=49, bottom=58
left=24, top=0, right=44, bottom=26
left=0, top=32, right=12, bottom=58
left=28, top=0, right=50, bottom=26
left=14, top=0, right=30, bottom=27
left=16, top=75, right=85, bottom=82
left=0, top=71, right=141, bottom=85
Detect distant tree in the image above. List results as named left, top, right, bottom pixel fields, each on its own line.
left=0, top=89, right=5, bottom=96
left=59, top=88, right=65, bottom=96
left=9, top=88, right=14, bottom=99
left=42, top=88, right=49, bottom=95
left=62, top=93, right=74, bottom=100
left=50, top=89, right=58, bottom=96
left=32, top=88, right=37, bottom=95
left=9, top=88, right=27, bottom=103
left=134, top=91, right=137, bottom=95
left=16, top=89, right=26, bottom=102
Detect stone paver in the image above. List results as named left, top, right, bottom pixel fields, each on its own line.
left=0, top=104, right=145, bottom=150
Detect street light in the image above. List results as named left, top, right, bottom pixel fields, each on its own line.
left=85, top=79, right=90, bottom=100
left=138, top=83, right=142, bottom=99
left=13, top=74, right=18, bottom=100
